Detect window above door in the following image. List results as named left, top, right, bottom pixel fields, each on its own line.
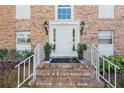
left=55, top=5, right=74, bottom=20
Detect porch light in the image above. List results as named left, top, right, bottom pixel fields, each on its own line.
left=80, top=21, right=85, bottom=35
left=43, top=21, right=49, bottom=35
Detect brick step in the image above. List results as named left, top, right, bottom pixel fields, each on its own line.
left=37, top=67, right=89, bottom=71
left=36, top=68, right=93, bottom=73
left=30, top=78, right=104, bottom=88
left=36, top=71, right=95, bottom=78
left=29, top=62, right=104, bottom=88
left=37, top=63, right=87, bottom=69
left=36, top=73, right=94, bottom=77
left=36, top=76, right=95, bottom=81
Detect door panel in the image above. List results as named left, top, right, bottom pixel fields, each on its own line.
left=55, top=27, right=73, bottom=56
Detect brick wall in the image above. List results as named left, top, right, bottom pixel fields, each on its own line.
left=75, top=5, right=124, bottom=55
left=0, top=5, right=16, bottom=49
left=31, top=5, right=55, bottom=47
left=0, top=5, right=124, bottom=55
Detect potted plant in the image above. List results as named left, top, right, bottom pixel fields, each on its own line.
left=77, top=43, right=87, bottom=60
left=44, top=42, right=53, bottom=60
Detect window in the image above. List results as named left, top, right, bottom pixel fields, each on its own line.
left=56, top=5, right=73, bottom=20
left=98, top=31, right=113, bottom=44
left=98, top=5, right=114, bottom=18
left=72, top=28, right=76, bottom=51
left=16, top=5, right=31, bottom=19
left=16, top=32, right=31, bottom=50
left=53, top=28, right=56, bottom=52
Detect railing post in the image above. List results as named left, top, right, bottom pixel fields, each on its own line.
left=33, top=54, right=36, bottom=80
left=108, top=63, right=110, bottom=82
left=115, top=67, right=117, bottom=88
left=23, top=62, right=26, bottom=81
left=28, top=58, right=31, bottom=77
left=96, top=52, right=100, bottom=81
left=91, top=43, right=93, bottom=65
left=38, top=44, right=40, bottom=64
left=103, top=59, right=105, bottom=78
left=17, top=66, right=20, bottom=88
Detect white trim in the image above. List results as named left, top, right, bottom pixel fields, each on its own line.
left=49, top=20, right=80, bottom=57
left=71, top=5, right=74, bottom=20
left=55, top=5, right=74, bottom=20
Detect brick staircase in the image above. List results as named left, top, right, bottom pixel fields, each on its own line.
left=29, top=63, right=104, bottom=88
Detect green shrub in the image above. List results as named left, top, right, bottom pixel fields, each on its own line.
left=0, top=49, right=8, bottom=59
left=77, top=43, right=87, bottom=54
left=44, top=42, right=53, bottom=53
left=10, top=49, right=34, bottom=61
left=103, top=55, right=124, bottom=72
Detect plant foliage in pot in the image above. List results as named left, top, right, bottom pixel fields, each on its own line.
left=44, top=42, right=53, bottom=60
left=77, top=43, right=87, bottom=60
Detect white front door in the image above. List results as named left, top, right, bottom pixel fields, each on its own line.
left=98, top=31, right=114, bottom=56
left=55, top=27, right=73, bottom=56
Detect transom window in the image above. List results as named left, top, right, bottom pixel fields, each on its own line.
left=57, top=5, right=72, bottom=20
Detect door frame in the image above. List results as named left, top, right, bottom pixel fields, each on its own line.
left=49, top=20, right=80, bottom=57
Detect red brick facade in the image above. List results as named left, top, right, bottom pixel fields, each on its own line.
left=0, top=5, right=124, bottom=55
left=0, top=5, right=16, bottom=49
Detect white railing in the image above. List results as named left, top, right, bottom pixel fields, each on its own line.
left=15, top=55, right=34, bottom=88
left=33, top=43, right=44, bottom=80
left=84, top=43, right=120, bottom=88
left=99, top=56, right=120, bottom=88
left=92, top=43, right=120, bottom=88
left=15, top=43, right=44, bottom=88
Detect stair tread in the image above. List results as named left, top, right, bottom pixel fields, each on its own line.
left=36, top=77, right=95, bottom=81
left=37, top=63, right=88, bottom=69
left=32, top=78, right=104, bottom=88
left=36, top=76, right=95, bottom=80
left=29, top=63, right=104, bottom=88
left=36, top=70, right=96, bottom=77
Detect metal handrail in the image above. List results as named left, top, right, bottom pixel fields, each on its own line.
left=91, top=42, right=120, bottom=88
left=15, top=55, right=34, bottom=68
left=100, top=56, right=120, bottom=69
left=15, top=43, right=44, bottom=88
left=15, top=54, right=34, bottom=88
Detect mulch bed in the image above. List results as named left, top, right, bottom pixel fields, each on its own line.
left=0, top=54, right=20, bottom=88
left=0, top=61, right=18, bottom=88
